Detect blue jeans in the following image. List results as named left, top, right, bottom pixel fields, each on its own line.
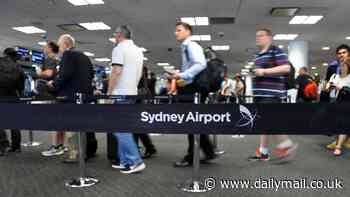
left=113, top=99, right=143, bottom=166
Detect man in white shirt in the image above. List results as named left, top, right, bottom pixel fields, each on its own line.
left=107, top=25, right=146, bottom=174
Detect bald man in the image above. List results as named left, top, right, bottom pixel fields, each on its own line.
left=48, top=34, right=94, bottom=163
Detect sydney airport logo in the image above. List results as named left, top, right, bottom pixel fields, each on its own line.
left=140, top=105, right=258, bottom=129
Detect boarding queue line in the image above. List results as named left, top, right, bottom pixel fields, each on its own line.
left=0, top=93, right=350, bottom=192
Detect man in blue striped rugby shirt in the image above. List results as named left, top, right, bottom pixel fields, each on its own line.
left=248, top=28, right=298, bottom=162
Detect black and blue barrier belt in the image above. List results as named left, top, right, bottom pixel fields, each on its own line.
left=0, top=95, right=349, bottom=134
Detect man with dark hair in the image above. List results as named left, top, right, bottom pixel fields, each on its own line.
left=39, top=41, right=67, bottom=157
left=325, top=44, right=350, bottom=82
left=296, top=67, right=314, bottom=103
left=171, top=22, right=216, bottom=167
left=325, top=44, right=350, bottom=149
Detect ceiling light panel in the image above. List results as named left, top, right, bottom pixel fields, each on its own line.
left=12, top=26, right=46, bottom=34
left=79, top=22, right=111, bottom=30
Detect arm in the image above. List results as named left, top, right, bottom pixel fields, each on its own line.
left=263, top=64, right=291, bottom=76
left=255, top=49, right=291, bottom=76
left=178, top=43, right=207, bottom=80
left=53, top=52, right=74, bottom=90
left=107, top=65, right=123, bottom=95
left=39, top=69, right=54, bottom=79
left=107, top=46, right=124, bottom=95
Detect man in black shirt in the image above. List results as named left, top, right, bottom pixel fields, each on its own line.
left=296, top=67, right=314, bottom=102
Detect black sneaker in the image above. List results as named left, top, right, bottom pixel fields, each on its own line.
left=7, top=147, right=21, bottom=153
left=248, top=148, right=270, bottom=161
left=142, top=149, right=157, bottom=159
left=174, top=159, right=192, bottom=167
left=120, top=163, right=146, bottom=174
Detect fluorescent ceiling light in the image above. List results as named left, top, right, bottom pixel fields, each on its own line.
left=241, top=69, right=250, bottom=73
left=322, top=46, right=330, bottom=50
left=212, top=45, right=230, bottom=51
left=248, top=62, right=254, bottom=65
left=304, top=16, right=324, bottom=24
left=180, top=17, right=209, bottom=26
left=311, top=66, right=317, bottom=70
left=181, top=17, right=195, bottom=26
left=164, top=66, right=175, bottom=70
left=157, top=63, right=170, bottom=66
left=273, top=34, right=299, bottom=40
left=38, top=41, right=47, bottom=46
left=190, top=35, right=211, bottom=41
left=79, top=22, right=111, bottom=30
left=68, top=0, right=104, bottom=6
left=195, top=17, right=209, bottom=26
left=109, top=38, right=116, bottom=43
left=244, top=65, right=252, bottom=69
left=139, top=47, right=148, bottom=52
left=278, top=45, right=284, bottom=49
left=84, top=52, right=95, bottom=57
left=143, top=57, right=148, bottom=61
left=95, top=58, right=110, bottom=62
left=12, top=26, right=46, bottom=34
left=289, top=15, right=324, bottom=25
left=314, top=73, right=319, bottom=76
left=346, top=36, right=350, bottom=40
left=323, top=62, right=329, bottom=66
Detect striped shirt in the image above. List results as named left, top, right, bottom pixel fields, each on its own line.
left=253, top=45, right=289, bottom=98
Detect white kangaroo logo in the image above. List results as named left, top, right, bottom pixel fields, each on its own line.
left=236, top=105, right=257, bottom=129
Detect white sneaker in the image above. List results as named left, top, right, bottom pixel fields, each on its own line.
left=120, top=163, right=146, bottom=174
left=111, top=163, right=125, bottom=169
left=41, top=145, right=64, bottom=157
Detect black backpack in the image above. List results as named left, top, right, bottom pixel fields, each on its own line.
left=184, top=44, right=226, bottom=93
left=0, top=57, right=24, bottom=94
left=270, top=46, right=295, bottom=89
left=194, top=58, right=226, bottom=93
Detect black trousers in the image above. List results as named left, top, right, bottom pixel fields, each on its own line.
left=10, top=129, right=21, bottom=149
left=0, top=129, right=20, bottom=150
left=0, top=130, right=9, bottom=151
left=133, top=134, right=156, bottom=152
left=178, top=83, right=215, bottom=162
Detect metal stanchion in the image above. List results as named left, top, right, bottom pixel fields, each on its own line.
left=181, top=93, right=208, bottom=193
left=208, top=93, right=225, bottom=155
left=65, top=93, right=98, bottom=188
left=22, top=101, right=42, bottom=147
left=22, top=130, right=42, bottom=147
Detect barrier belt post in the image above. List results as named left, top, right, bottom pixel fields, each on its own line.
left=22, top=102, right=42, bottom=147
left=65, top=93, right=99, bottom=188
left=208, top=93, right=225, bottom=155
left=181, top=92, right=209, bottom=193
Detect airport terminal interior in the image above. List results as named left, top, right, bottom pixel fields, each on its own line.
left=1, top=0, right=350, bottom=197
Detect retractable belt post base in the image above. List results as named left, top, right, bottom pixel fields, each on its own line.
left=22, top=130, right=42, bottom=147
left=180, top=93, right=209, bottom=193
left=65, top=93, right=98, bottom=188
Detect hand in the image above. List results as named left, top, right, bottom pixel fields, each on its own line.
left=47, top=80, right=54, bottom=88
left=336, top=86, right=343, bottom=91
left=170, top=72, right=181, bottom=80
left=255, top=69, right=265, bottom=77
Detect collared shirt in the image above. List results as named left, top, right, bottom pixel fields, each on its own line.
left=111, top=39, right=143, bottom=95
left=179, top=38, right=207, bottom=84
left=253, top=45, right=289, bottom=98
